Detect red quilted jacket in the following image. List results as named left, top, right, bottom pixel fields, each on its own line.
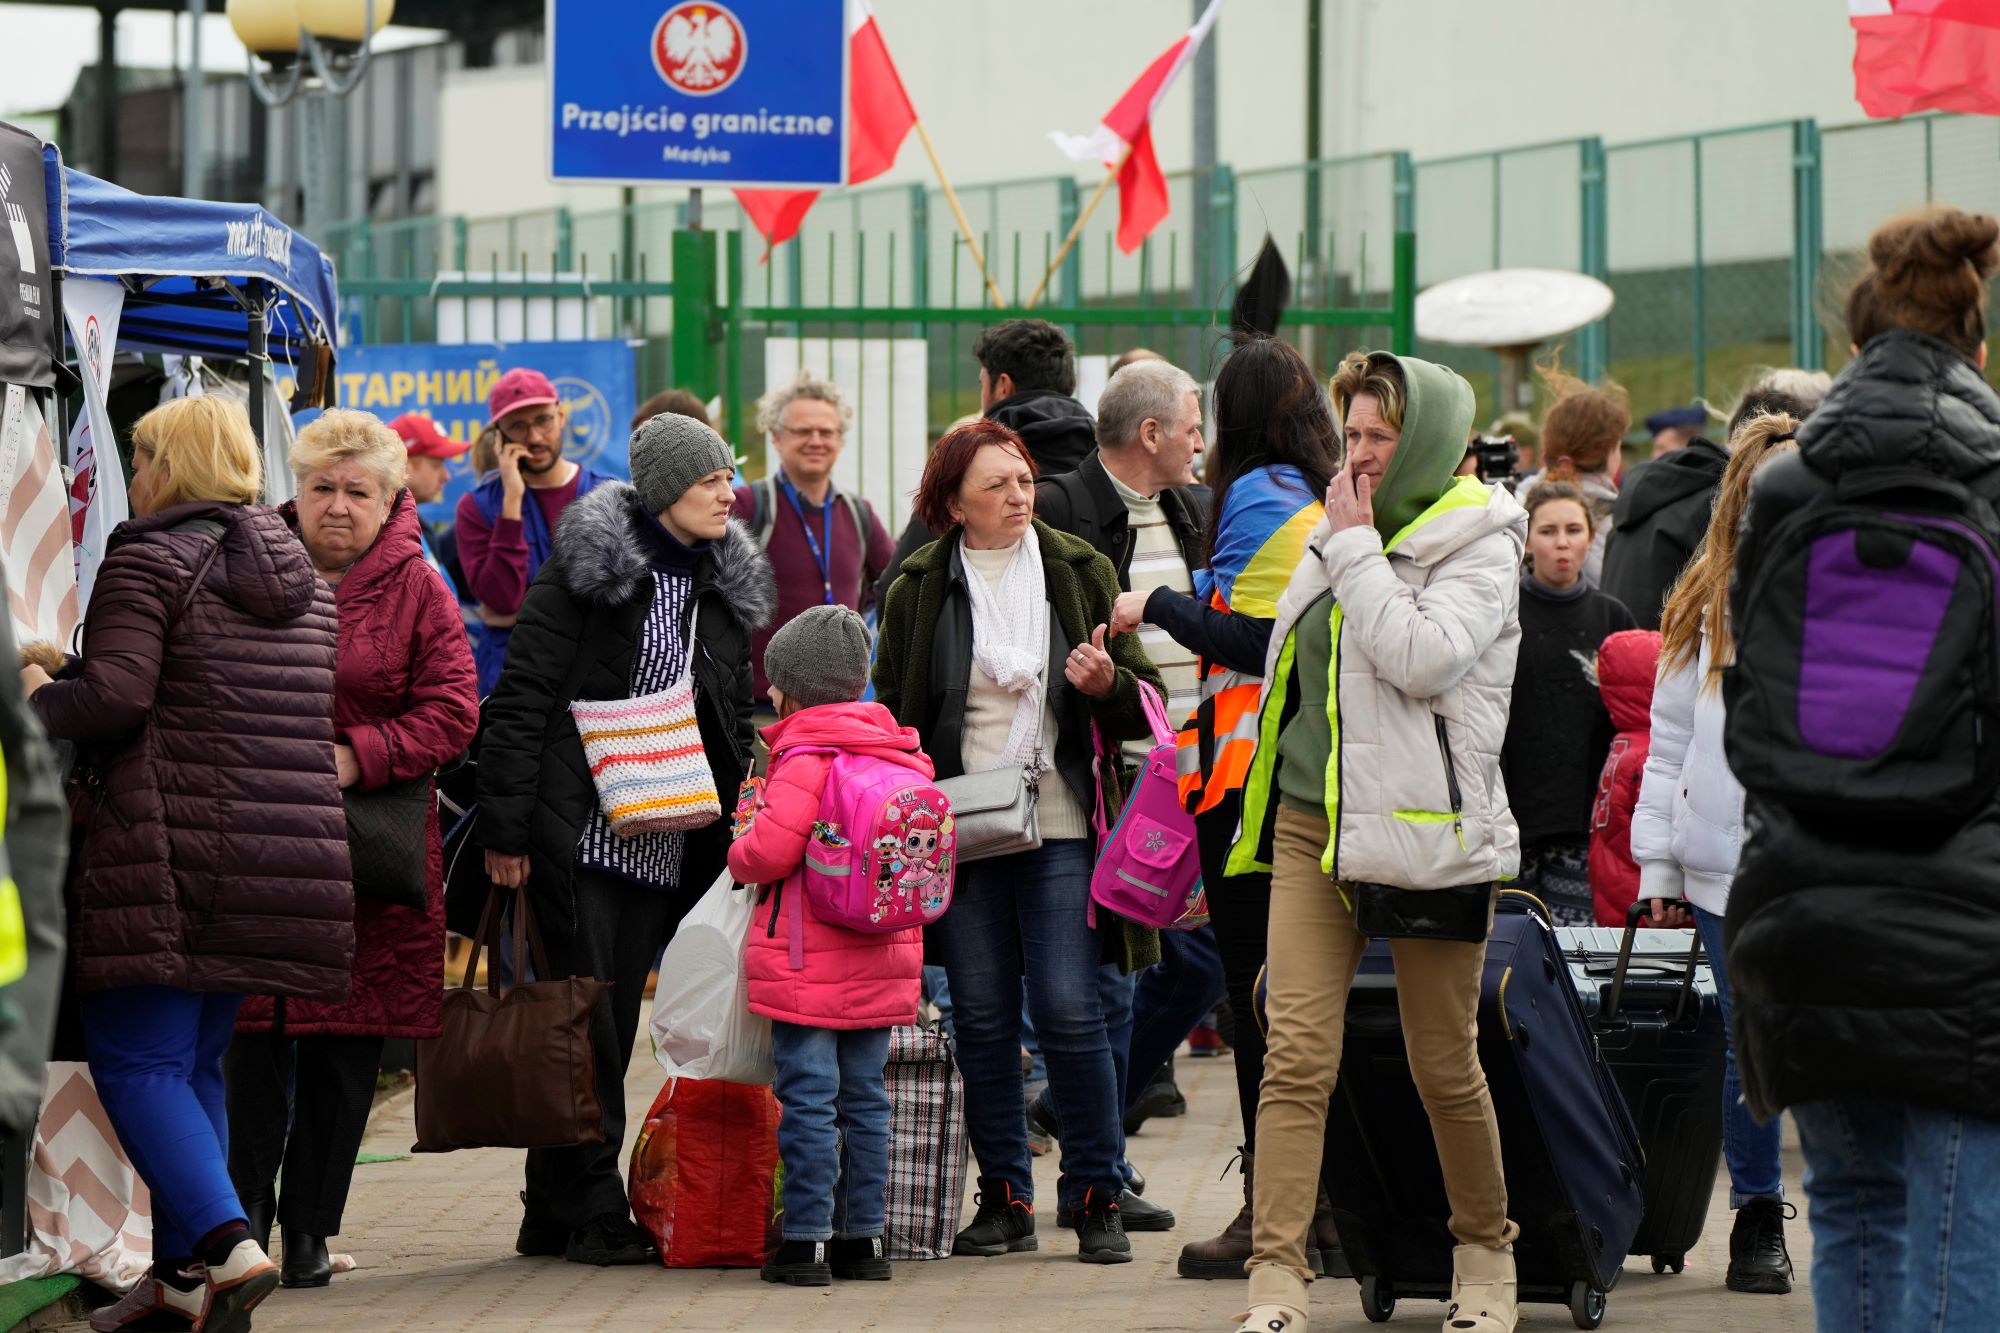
left=728, top=702, right=927, bottom=1031
left=1589, top=628, right=1662, bottom=926
left=240, top=493, right=479, bottom=1038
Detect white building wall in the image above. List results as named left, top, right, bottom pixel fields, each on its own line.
left=438, top=0, right=1865, bottom=225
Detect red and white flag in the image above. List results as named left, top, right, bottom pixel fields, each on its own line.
left=1049, top=0, right=1223, bottom=255
left=0, top=386, right=80, bottom=647
left=735, top=0, right=917, bottom=253
left=1851, top=0, right=2000, bottom=118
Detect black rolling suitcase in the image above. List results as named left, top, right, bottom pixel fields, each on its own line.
left=1320, top=891, right=1644, bottom=1331
left=1558, top=904, right=1726, bottom=1275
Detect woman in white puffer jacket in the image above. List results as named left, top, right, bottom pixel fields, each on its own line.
left=1631, top=410, right=1797, bottom=1299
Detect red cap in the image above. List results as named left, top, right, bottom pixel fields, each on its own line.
left=388, top=413, right=472, bottom=460
left=487, top=368, right=561, bottom=425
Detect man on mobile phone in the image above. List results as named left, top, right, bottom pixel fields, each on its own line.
left=454, top=369, right=616, bottom=692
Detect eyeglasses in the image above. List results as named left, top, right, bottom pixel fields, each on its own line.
left=779, top=426, right=842, bottom=442
left=499, top=410, right=561, bottom=443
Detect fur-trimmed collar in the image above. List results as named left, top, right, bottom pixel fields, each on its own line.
left=547, top=482, right=776, bottom=628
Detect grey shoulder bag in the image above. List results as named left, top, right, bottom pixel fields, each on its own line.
left=936, top=758, right=1042, bottom=864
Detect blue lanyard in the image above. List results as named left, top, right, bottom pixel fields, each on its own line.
left=777, top=471, right=836, bottom=605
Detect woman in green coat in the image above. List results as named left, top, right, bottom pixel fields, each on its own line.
left=874, top=419, right=1161, bottom=1267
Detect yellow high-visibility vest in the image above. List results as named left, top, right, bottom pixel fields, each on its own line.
left=0, top=741, right=25, bottom=988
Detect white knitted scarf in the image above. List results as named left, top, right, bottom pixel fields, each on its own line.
left=962, top=525, right=1047, bottom=768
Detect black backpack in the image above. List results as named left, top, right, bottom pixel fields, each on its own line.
left=1723, top=462, right=2000, bottom=832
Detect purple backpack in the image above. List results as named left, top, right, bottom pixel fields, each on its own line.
left=1725, top=463, right=2000, bottom=831
left=789, top=748, right=956, bottom=934
left=1090, top=683, right=1208, bottom=931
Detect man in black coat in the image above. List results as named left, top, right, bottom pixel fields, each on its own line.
left=876, top=320, right=1100, bottom=605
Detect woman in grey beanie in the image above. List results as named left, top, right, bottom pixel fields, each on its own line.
left=476, top=411, right=776, bottom=1265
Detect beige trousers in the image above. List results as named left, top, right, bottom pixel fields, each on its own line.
left=1247, top=804, right=1518, bottom=1292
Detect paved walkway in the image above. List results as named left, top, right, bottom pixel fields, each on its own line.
left=48, top=1043, right=1816, bottom=1332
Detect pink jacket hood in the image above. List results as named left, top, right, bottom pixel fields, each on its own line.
left=762, top=701, right=930, bottom=773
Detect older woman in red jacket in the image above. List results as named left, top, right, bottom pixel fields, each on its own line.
left=226, top=409, right=479, bottom=1290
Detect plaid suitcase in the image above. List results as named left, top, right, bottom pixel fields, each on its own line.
left=883, top=1023, right=968, bottom=1260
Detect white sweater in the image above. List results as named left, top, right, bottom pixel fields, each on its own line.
left=1629, top=628, right=1745, bottom=917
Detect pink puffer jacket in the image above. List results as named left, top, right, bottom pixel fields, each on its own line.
left=728, top=702, right=927, bottom=1030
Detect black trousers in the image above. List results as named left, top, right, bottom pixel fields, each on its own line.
left=224, top=1031, right=385, bottom=1237
left=524, top=865, right=697, bottom=1231
left=1197, top=803, right=1271, bottom=1153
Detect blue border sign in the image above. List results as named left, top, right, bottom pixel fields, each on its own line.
left=548, top=0, right=849, bottom=189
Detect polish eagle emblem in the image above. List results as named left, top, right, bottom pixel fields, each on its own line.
left=653, top=3, right=747, bottom=95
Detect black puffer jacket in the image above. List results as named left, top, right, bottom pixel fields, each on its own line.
left=477, top=485, right=774, bottom=935
left=1726, top=329, right=2000, bottom=1120
left=1599, top=438, right=1728, bottom=630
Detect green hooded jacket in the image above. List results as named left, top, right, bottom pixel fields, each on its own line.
left=1276, top=355, right=1478, bottom=814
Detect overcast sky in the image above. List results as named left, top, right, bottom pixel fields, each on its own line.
left=0, top=5, right=441, bottom=117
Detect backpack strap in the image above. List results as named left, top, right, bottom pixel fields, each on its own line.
left=750, top=476, right=777, bottom=550
left=841, top=493, right=873, bottom=602
left=170, top=518, right=228, bottom=619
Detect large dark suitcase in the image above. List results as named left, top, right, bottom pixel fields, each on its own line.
left=1320, top=891, right=1644, bottom=1330
left=1558, top=905, right=1726, bottom=1275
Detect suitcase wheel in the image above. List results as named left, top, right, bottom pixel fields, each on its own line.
left=1650, top=1253, right=1686, bottom=1275
left=1359, top=1276, right=1394, bottom=1324
left=1568, top=1280, right=1607, bottom=1330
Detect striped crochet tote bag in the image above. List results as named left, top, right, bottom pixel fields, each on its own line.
left=570, top=631, right=720, bottom=836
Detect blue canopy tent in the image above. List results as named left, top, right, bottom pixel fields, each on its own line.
left=40, top=141, right=340, bottom=444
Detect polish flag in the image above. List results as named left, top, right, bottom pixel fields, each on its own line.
left=1851, top=0, right=2000, bottom=118
left=735, top=0, right=916, bottom=253
left=1049, top=0, right=1223, bottom=255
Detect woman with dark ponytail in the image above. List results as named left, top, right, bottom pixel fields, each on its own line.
left=1726, top=206, right=2000, bottom=1333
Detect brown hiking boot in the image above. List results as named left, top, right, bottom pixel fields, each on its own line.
left=1179, top=1149, right=1325, bottom=1279
left=1312, top=1178, right=1348, bottom=1278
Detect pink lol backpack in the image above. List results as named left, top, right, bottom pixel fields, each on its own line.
left=1090, top=682, right=1208, bottom=931
left=788, top=749, right=956, bottom=933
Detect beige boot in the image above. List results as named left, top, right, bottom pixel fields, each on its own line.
left=1445, top=1244, right=1517, bottom=1333
left=1233, top=1264, right=1309, bottom=1333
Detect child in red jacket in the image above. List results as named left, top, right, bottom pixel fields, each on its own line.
left=1590, top=628, right=1664, bottom=925
left=727, top=606, right=930, bottom=1288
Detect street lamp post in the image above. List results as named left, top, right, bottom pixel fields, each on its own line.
left=227, top=0, right=393, bottom=243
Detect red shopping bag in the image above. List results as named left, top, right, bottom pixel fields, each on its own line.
left=628, top=1076, right=781, bottom=1267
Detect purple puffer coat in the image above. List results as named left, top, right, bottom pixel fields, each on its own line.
left=32, top=500, right=355, bottom=999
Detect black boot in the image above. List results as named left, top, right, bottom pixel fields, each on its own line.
left=828, top=1234, right=892, bottom=1280
left=1124, top=1059, right=1188, bottom=1135
left=241, top=1191, right=274, bottom=1254
left=1726, top=1198, right=1796, bottom=1294
left=760, top=1238, right=832, bottom=1287
left=278, top=1227, right=331, bottom=1289
left=1073, top=1186, right=1132, bottom=1264
left=952, top=1177, right=1037, bottom=1256
left=1058, top=1188, right=1175, bottom=1232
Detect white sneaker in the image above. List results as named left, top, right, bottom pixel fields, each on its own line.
left=198, top=1238, right=280, bottom=1333
left=89, top=1270, right=206, bottom=1331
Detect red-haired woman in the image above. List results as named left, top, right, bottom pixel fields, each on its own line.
left=873, top=420, right=1161, bottom=1266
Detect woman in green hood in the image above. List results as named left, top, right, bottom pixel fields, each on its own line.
left=1230, top=351, right=1528, bottom=1333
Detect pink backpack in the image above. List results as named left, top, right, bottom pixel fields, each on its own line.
left=788, top=749, right=956, bottom=933
left=1090, top=683, right=1208, bottom=931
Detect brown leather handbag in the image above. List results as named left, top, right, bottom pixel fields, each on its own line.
left=411, top=884, right=609, bottom=1153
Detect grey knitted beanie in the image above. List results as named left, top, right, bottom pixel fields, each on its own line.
left=764, top=605, right=873, bottom=709
left=630, top=412, right=736, bottom=514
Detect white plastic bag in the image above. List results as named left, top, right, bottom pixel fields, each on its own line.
left=649, top=870, right=775, bottom=1084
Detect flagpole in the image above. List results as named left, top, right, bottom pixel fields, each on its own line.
left=1025, top=138, right=1137, bottom=311
left=912, top=119, right=1008, bottom=310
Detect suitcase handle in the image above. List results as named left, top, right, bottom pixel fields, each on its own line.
left=1605, top=902, right=1703, bottom=1026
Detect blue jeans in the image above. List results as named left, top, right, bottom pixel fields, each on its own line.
left=931, top=839, right=1121, bottom=1210
left=769, top=1022, right=893, bottom=1241
left=1793, top=1100, right=2000, bottom=1333
left=1126, top=924, right=1225, bottom=1111
left=1692, top=903, right=1784, bottom=1207
left=82, top=986, right=246, bottom=1259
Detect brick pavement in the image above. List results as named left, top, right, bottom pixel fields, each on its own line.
left=45, top=1044, right=1817, bottom=1332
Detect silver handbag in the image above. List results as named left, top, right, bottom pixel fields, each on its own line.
left=936, top=763, right=1042, bottom=863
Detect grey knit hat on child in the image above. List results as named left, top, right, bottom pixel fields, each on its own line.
left=764, top=605, right=873, bottom=709
left=630, top=412, right=736, bottom=514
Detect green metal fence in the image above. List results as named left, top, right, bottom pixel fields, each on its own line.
left=329, top=109, right=1994, bottom=450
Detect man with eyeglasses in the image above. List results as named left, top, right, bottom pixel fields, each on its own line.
left=454, top=368, right=617, bottom=692
left=730, top=369, right=893, bottom=705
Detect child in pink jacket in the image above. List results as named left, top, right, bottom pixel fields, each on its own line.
left=728, top=606, right=930, bottom=1288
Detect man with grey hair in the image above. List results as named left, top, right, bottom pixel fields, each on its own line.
left=731, top=368, right=893, bottom=702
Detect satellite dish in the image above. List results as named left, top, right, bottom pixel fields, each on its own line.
left=1416, top=268, right=1615, bottom=411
